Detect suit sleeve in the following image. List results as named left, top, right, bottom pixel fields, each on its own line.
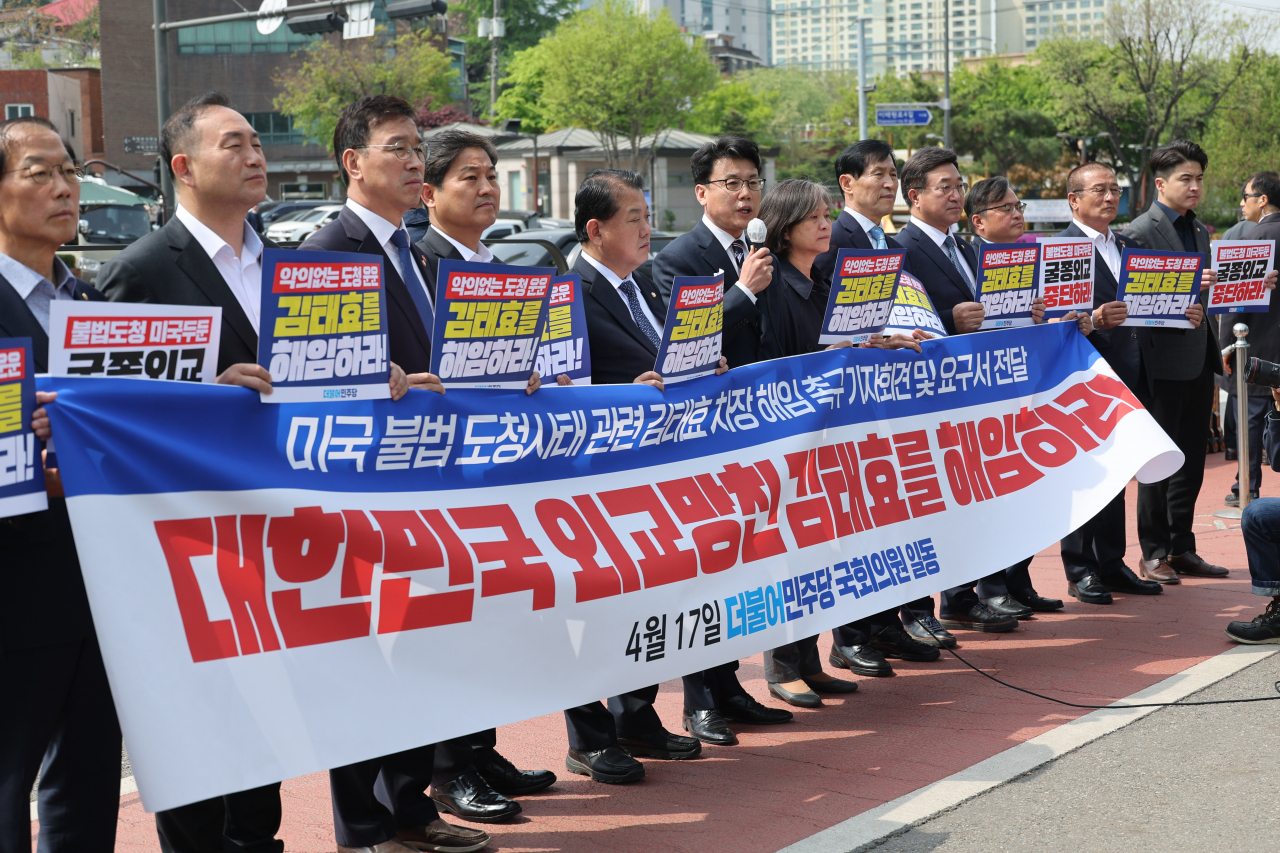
left=722, top=280, right=761, bottom=342
left=651, top=247, right=677, bottom=302
left=937, top=305, right=957, bottom=336
left=96, top=257, right=154, bottom=304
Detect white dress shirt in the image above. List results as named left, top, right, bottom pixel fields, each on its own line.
left=844, top=206, right=879, bottom=237
left=175, top=205, right=263, bottom=334
left=702, top=214, right=760, bottom=304
left=910, top=215, right=976, bottom=291
left=344, top=199, right=434, bottom=307
left=582, top=251, right=664, bottom=336
left=1072, top=218, right=1122, bottom=282
left=431, top=225, right=494, bottom=264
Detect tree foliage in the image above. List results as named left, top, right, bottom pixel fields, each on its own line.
left=1199, top=51, right=1280, bottom=226
left=274, top=28, right=458, bottom=151
left=686, top=80, right=776, bottom=141
left=1038, top=0, right=1264, bottom=210
left=950, top=60, right=1061, bottom=178
left=497, top=0, right=717, bottom=170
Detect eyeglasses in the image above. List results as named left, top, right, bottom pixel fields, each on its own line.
left=1079, top=185, right=1123, bottom=197
left=918, top=182, right=968, bottom=197
left=355, top=142, right=428, bottom=162
left=705, top=177, right=765, bottom=193
left=1243, top=191, right=1264, bottom=201
left=2, top=163, right=83, bottom=185
left=977, top=201, right=1027, bottom=216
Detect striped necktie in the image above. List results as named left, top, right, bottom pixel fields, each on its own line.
left=943, top=235, right=976, bottom=298
left=619, top=279, right=661, bottom=349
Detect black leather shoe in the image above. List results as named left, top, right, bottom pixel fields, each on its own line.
left=982, top=594, right=1034, bottom=619
left=903, top=614, right=957, bottom=648
left=1226, top=598, right=1280, bottom=644
left=1167, top=551, right=1230, bottom=578
left=939, top=603, right=1018, bottom=633
left=870, top=625, right=941, bottom=661
left=616, top=729, right=701, bottom=760
left=430, top=771, right=522, bottom=823
left=565, top=745, right=644, bottom=784
left=767, top=681, right=821, bottom=707
left=1008, top=587, right=1064, bottom=612
left=473, top=747, right=556, bottom=796
left=1067, top=573, right=1113, bottom=604
left=1101, top=563, right=1164, bottom=595
left=804, top=674, right=859, bottom=693
left=829, top=642, right=895, bottom=675
left=718, top=693, right=794, bottom=725
left=681, top=708, right=737, bottom=745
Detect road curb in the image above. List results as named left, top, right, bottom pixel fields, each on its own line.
left=776, top=644, right=1278, bottom=853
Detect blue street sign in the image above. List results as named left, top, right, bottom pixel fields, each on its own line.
left=875, top=107, right=933, bottom=126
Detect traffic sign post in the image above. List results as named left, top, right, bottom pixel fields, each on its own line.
left=875, top=104, right=935, bottom=127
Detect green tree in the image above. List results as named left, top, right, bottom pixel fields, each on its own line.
left=503, top=0, right=717, bottom=170
left=1038, top=0, right=1264, bottom=211
left=1200, top=51, right=1280, bottom=226
left=492, top=42, right=551, bottom=133
left=448, top=0, right=577, bottom=117
left=687, top=80, right=776, bottom=141
left=274, top=28, right=458, bottom=151
left=950, top=60, right=1061, bottom=178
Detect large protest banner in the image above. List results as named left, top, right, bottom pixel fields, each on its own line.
left=42, top=323, right=1181, bottom=813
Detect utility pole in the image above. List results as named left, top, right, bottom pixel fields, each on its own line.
left=153, top=0, right=172, bottom=221
left=856, top=18, right=868, bottom=140
left=942, top=0, right=951, bottom=148
left=490, top=0, right=501, bottom=119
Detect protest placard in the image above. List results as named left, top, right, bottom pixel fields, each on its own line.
left=977, top=243, right=1040, bottom=329
left=654, top=273, right=723, bottom=383
left=883, top=272, right=948, bottom=338
left=1038, top=238, right=1094, bottom=319
left=0, top=337, right=44, bottom=518
left=817, top=250, right=903, bottom=344
left=535, top=274, right=591, bottom=385
left=1116, top=249, right=1202, bottom=329
left=48, top=302, right=221, bottom=383
left=258, top=249, right=389, bottom=403
left=1209, top=240, right=1275, bottom=315
left=433, top=259, right=554, bottom=389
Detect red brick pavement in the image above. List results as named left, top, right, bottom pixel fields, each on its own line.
left=40, top=453, right=1268, bottom=852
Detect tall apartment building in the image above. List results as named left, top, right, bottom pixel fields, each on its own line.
left=635, top=0, right=771, bottom=70
left=1022, top=0, right=1107, bottom=49
left=770, top=0, right=1024, bottom=74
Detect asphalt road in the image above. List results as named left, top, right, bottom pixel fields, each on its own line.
left=866, top=649, right=1280, bottom=853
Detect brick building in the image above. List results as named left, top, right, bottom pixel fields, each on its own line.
left=0, top=67, right=101, bottom=160
left=100, top=0, right=466, bottom=201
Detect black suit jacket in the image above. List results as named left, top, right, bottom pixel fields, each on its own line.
left=0, top=271, right=103, bottom=651
left=1057, top=222, right=1145, bottom=392
left=896, top=221, right=979, bottom=335
left=98, top=217, right=277, bottom=374
left=301, top=206, right=436, bottom=375
left=813, top=209, right=912, bottom=285
left=651, top=219, right=780, bottom=368
left=576, top=255, right=668, bottom=385
left=413, top=225, right=467, bottom=305
left=1220, top=211, right=1280, bottom=396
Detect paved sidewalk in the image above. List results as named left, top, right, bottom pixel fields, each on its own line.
left=37, top=454, right=1270, bottom=852
left=866, top=650, right=1280, bottom=853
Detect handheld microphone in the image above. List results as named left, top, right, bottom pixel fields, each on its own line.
left=746, top=218, right=767, bottom=245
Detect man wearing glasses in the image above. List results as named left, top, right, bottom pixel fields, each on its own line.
left=652, top=135, right=795, bottom=746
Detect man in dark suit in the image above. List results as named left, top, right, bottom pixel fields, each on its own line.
left=1219, top=171, right=1280, bottom=506
left=557, top=168, right=707, bottom=781
left=650, top=135, right=793, bottom=743
left=813, top=140, right=942, bottom=673
left=304, top=106, right=546, bottom=842
left=1121, top=141, right=1231, bottom=581
left=1053, top=162, right=1172, bottom=602
left=0, top=116, right=122, bottom=853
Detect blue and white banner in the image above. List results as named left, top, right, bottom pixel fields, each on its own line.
left=535, top=274, right=592, bottom=385
left=655, top=274, right=723, bottom=383
left=977, top=243, right=1040, bottom=329
left=884, top=272, right=947, bottom=338
left=42, top=324, right=1180, bottom=813
left=1117, top=248, right=1202, bottom=329
left=0, top=337, right=44, bottom=518
left=818, top=250, right=902, bottom=345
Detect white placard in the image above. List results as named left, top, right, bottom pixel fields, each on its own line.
left=49, top=302, right=221, bottom=383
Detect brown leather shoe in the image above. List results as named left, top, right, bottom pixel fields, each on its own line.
left=338, top=840, right=428, bottom=853
left=1167, top=551, right=1229, bottom=578
left=396, top=819, right=490, bottom=852
left=1139, top=557, right=1180, bottom=585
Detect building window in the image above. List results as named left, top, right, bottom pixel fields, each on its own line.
left=177, top=20, right=320, bottom=54
left=5, top=104, right=33, bottom=120
left=244, top=112, right=307, bottom=146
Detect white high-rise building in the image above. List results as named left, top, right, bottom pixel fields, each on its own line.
left=636, top=0, right=771, bottom=66
left=769, top=0, right=1024, bottom=74
left=1023, top=0, right=1108, bottom=49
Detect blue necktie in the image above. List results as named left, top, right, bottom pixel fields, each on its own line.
left=619, top=279, right=661, bottom=349
left=943, top=235, right=976, bottom=298
left=868, top=225, right=888, bottom=251
left=390, top=229, right=433, bottom=329
left=729, top=239, right=746, bottom=270
left=26, top=278, right=57, bottom=334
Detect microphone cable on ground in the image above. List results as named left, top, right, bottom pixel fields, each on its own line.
left=904, top=613, right=1280, bottom=709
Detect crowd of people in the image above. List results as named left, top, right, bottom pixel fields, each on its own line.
left=4, top=89, right=1278, bottom=853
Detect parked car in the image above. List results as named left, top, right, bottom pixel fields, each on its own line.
left=482, top=218, right=530, bottom=241
left=259, top=200, right=330, bottom=225
left=562, top=230, right=677, bottom=283
left=74, top=203, right=155, bottom=283
left=486, top=228, right=579, bottom=271
left=265, top=204, right=343, bottom=243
